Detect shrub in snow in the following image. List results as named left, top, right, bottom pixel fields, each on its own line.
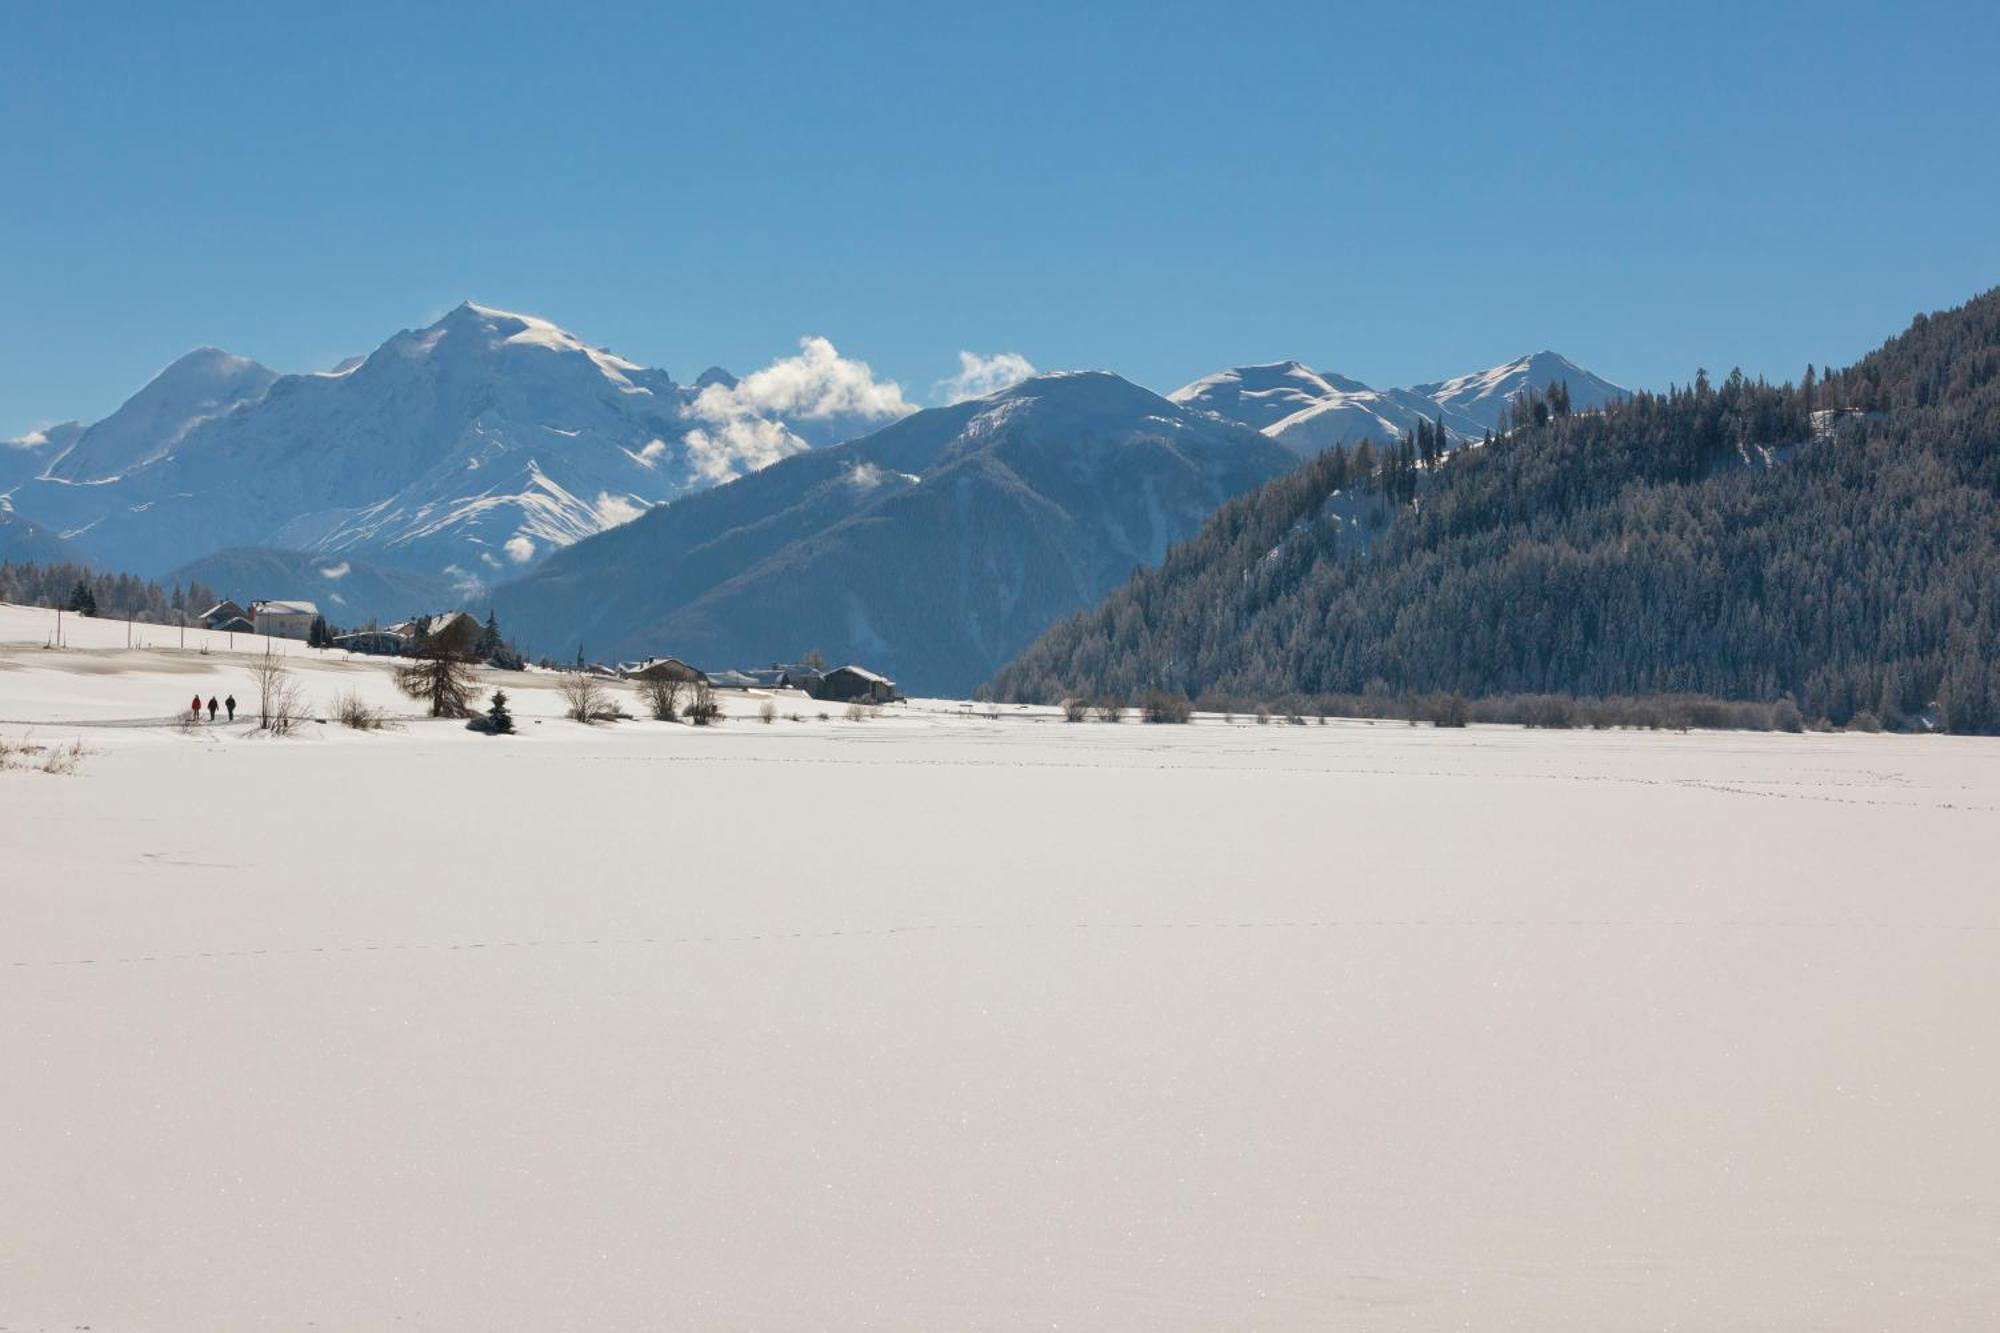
left=1141, top=691, right=1192, bottom=724
left=1061, top=698, right=1089, bottom=723
left=467, top=690, right=514, bottom=735
left=759, top=700, right=778, bottom=724
left=1093, top=700, right=1125, bottom=724
left=1774, top=697, right=1805, bottom=733
left=334, top=691, right=387, bottom=731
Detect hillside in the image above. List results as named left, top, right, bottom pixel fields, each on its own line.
left=995, top=288, right=2000, bottom=732
left=492, top=372, right=1295, bottom=692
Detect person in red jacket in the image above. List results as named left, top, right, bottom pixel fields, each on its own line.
left=190, top=693, right=203, bottom=720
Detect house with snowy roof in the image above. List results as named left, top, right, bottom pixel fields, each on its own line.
left=249, top=599, right=319, bottom=641
left=198, top=599, right=249, bottom=629
left=819, top=665, right=896, bottom=704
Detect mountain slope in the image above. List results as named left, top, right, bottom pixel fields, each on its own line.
left=492, top=372, right=1296, bottom=692
left=996, top=289, right=2000, bottom=732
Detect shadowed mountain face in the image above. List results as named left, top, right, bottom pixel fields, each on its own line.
left=491, top=371, right=1297, bottom=693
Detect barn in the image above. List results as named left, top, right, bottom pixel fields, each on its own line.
left=818, top=665, right=896, bottom=704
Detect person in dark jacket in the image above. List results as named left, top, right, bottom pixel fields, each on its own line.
left=190, top=693, right=203, bottom=720
left=225, top=694, right=237, bottom=721
left=207, top=696, right=219, bottom=722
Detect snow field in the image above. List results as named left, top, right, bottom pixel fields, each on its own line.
left=2, top=603, right=1997, bottom=1330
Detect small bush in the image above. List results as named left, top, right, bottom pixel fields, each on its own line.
left=1433, top=693, right=1470, bottom=728
left=1062, top=698, right=1089, bottom=723
left=1141, top=691, right=1192, bottom=724
left=559, top=671, right=614, bottom=723
left=1093, top=699, right=1125, bottom=724
left=1847, top=710, right=1884, bottom=733
left=845, top=702, right=870, bottom=722
left=685, top=682, right=722, bottom=725
left=334, top=691, right=387, bottom=731
left=1254, top=705, right=1271, bottom=725
left=1773, top=697, right=1805, bottom=734
left=640, top=675, right=686, bottom=721
left=759, top=699, right=778, bottom=724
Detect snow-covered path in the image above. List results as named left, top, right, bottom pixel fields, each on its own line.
left=3, top=606, right=1997, bottom=1330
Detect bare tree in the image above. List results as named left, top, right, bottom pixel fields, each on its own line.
left=640, top=674, right=687, bottom=721
left=558, top=670, right=610, bottom=723
left=1093, top=699, right=1125, bottom=723
left=1061, top=698, right=1089, bottom=723
left=249, top=651, right=306, bottom=733
left=686, top=682, right=721, bottom=726
left=396, top=615, right=479, bottom=717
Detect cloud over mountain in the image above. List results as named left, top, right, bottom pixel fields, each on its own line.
left=936, top=350, right=1037, bottom=404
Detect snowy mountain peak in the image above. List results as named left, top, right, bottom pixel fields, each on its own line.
left=1168, top=361, right=1375, bottom=432
left=1180, top=350, right=1628, bottom=454
left=40, top=346, right=278, bottom=483
left=1414, top=350, right=1625, bottom=431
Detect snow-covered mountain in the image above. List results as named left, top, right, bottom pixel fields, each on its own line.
left=491, top=370, right=1296, bottom=693
left=1172, top=351, right=1626, bottom=455
left=1, top=304, right=903, bottom=592
left=40, top=347, right=279, bottom=482
left=1409, top=351, right=1627, bottom=433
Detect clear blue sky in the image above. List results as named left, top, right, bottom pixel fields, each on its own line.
left=4, top=0, right=1997, bottom=435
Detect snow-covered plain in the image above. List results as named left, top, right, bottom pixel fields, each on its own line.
left=3, top=603, right=1997, bottom=1330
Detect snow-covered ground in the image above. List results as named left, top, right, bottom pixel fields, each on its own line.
left=3, top=602, right=1997, bottom=1330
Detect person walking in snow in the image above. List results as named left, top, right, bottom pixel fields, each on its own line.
left=207, top=696, right=219, bottom=722
left=190, top=692, right=203, bottom=721
left=224, top=694, right=236, bottom=721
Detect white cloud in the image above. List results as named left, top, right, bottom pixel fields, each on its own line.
left=682, top=419, right=810, bottom=487
left=936, top=350, right=1035, bottom=404
left=504, top=535, right=537, bottom=563
left=593, top=492, right=646, bottom=527
left=316, top=561, right=351, bottom=580
left=692, top=337, right=913, bottom=444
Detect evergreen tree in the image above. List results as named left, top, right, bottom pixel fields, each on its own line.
left=67, top=578, right=97, bottom=616
left=485, top=689, right=514, bottom=734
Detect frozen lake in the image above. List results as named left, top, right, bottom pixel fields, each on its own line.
left=3, top=605, right=1997, bottom=1329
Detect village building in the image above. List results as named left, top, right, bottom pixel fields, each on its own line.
left=705, top=668, right=761, bottom=690
left=249, top=599, right=319, bottom=641
left=818, top=665, right=897, bottom=704
left=333, top=630, right=409, bottom=656
left=197, top=599, right=249, bottom=630
left=619, top=656, right=708, bottom=684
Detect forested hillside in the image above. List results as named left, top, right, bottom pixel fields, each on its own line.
left=994, top=288, right=2000, bottom=732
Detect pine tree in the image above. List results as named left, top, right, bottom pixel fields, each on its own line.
left=485, top=689, right=514, bottom=734
left=67, top=578, right=97, bottom=616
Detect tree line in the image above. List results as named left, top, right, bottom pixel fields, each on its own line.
left=0, top=559, right=220, bottom=625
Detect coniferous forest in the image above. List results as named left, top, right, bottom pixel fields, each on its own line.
left=993, top=288, right=2000, bottom=732
left=0, top=560, right=218, bottom=627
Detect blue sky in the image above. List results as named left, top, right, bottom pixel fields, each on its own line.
left=3, top=0, right=1997, bottom=435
